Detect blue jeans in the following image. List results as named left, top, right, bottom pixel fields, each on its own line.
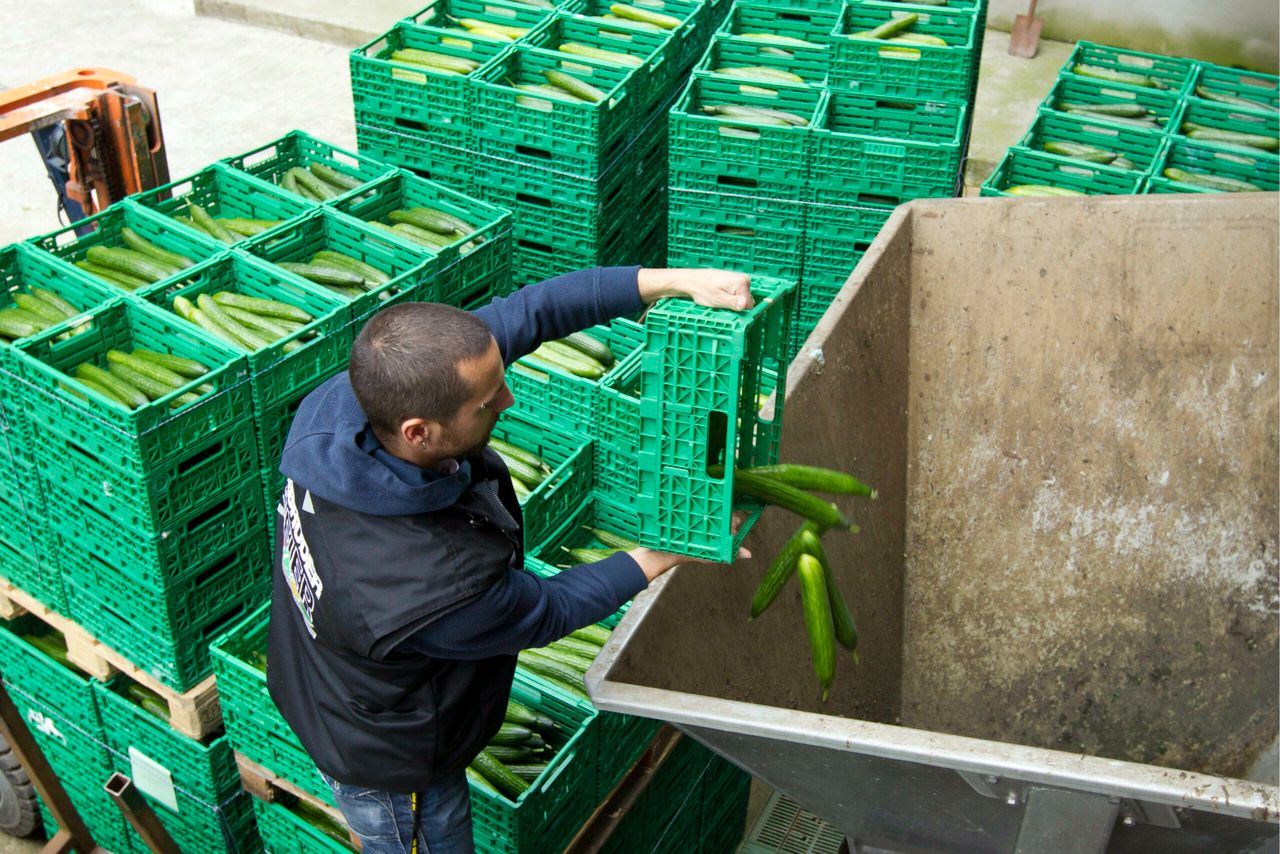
left=320, top=770, right=474, bottom=854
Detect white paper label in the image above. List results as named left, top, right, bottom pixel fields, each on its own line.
left=129, top=747, right=178, bottom=813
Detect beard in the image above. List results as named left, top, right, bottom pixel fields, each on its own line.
left=441, top=417, right=497, bottom=460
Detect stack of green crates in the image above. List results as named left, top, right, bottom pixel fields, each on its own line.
left=984, top=42, right=1279, bottom=197
left=669, top=0, right=981, bottom=359
left=350, top=0, right=734, bottom=285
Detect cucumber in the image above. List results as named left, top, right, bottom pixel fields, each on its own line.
left=0, top=308, right=46, bottom=339
left=496, top=451, right=547, bottom=488
left=550, top=636, right=603, bottom=659
left=211, top=291, right=313, bottom=323
left=12, top=293, right=64, bottom=324
left=309, top=163, right=363, bottom=191
left=713, top=66, right=806, bottom=84
left=311, top=251, right=390, bottom=285
left=750, top=521, right=820, bottom=618
left=608, top=3, right=680, bottom=29
left=801, top=530, right=858, bottom=660
left=467, top=766, right=501, bottom=795
left=1057, top=101, right=1148, bottom=118
left=701, top=103, right=809, bottom=127
left=593, top=13, right=663, bottom=32
left=517, top=653, right=591, bottom=700
left=490, top=723, right=537, bottom=746
left=732, top=470, right=853, bottom=531
left=1194, top=85, right=1272, bottom=112
left=558, top=43, right=643, bottom=68
left=1005, top=184, right=1086, bottom=197
left=29, top=288, right=78, bottom=319
left=84, top=245, right=173, bottom=282
left=505, top=700, right=557, bottom=732
left=388, top=208, right=458, bottom=235
left=587, top=527, right=639, bottom=550
left=1162, top=167, right=1261, bottom=192
left=544, top=642, right=598, bottom=671
left=543, top=340, right=610, bottom=375
left=1072, top=63, right=1163, bottom=89
left=224, top=306, right=299, bottom=343
left=456, top=18, right=529, bottom=39
left=527, top=646, right=593, bottom=673
left=281, top=169, right=303, bottom=196
left=278, top=262, right=369, bottom=290
left=738, top=33, right=818, bottom=48
left=218, top=217, right=283, bottom=236
left=1110, top=156, right=1138, bottom=170
left=75, top=363, right=148, bottom=408
left=22, top=632, right=76, bottom=672
left=121, top=227, right=194, bottom=268
left=523, top=345, right=603, bottom=379
left=289, top=166, right=340, bottom=200
left=863, top=12, right=918, bottom=40
left=74, top=376, right=133, bottom=407
left=106, top=350, right=187, bottom=390
left=130, top=349, right=209, bottom=378
left=738, top=464, right=877, bottom=498
left=188, top=202, right=237, bottom=243
left=489, top=437, right=547, bottom=473
left=1043, top=140, right=1118, bottom=164
left=507, top=764, right=549, bottom=782
left=1065, top=109, right=1160, bottom=129
left=107, top=360, right=177, bottom=400
left=796, top=553, right=836, bottom=701
left=196, top=294, right=272, bottom=350
left=1185, top=127, right=1279, bottom=152
left=544, top=70, right=608, bottom=103
left=75, top=260, right=150, bottom=291
left=890, top=32, right=948, bottom=46
left=564, top=546, right=619, bottom=564
left=570, top=624, right=612, bottom=646
left=390, top=48, right=479, bottom=74
left=479, top=745, right=542, bottom=771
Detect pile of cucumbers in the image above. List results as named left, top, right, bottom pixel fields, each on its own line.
left=1180, top=121, right=1278, bottom=154
left=176, top=201, right=284, bottom=244
left=1162, top=166, right=1262, bottom=193
left=848, top=12, right=948, bottom=49
left=276, top=250, right=391, bottom=299
left=1039, top=139, right=1139, bottom=170
left=1194, top=84, right=1273, bottom=113
left=515, top=68, right=612, bottom=106
left=583, top=4, right=682, bottom=32
left=442, top=17, right=531, bottom=43
left=274, top=162, right=364, bottom=202
left=385, top=47, right=483, bottom=77
left=468, top=698, right=565, bottom=800
left=732, top=464, right=877, bottom=701
left=73, top=227, right=195, bottom=291
left=366, top=205, right=483, bottom=254
left=0, top=286, right=88, bottom=343
left=518, top=331, right=616, bottom=380
left=1072, top=63, right=1170, bottom=91
left=169, top=291, right=316, bottom=354
left=490, top=436, right=553, bottom=501
left=518, top=623, right=612, bottom=704
left=69, top=348, right=213, bottom=411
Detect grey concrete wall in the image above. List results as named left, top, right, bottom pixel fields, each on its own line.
left=988, top=0, right=1279, bottom=73
left=899, top=194, right=1279, bottom=779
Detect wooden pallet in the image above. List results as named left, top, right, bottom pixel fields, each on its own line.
left=236, top=753, right=359, bottom=849
left=0, top=578, right=222, bottom=740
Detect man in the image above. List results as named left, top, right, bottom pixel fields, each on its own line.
left=267, top=265, right=753, bottom=853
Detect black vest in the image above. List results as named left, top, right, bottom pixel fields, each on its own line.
left=266, top=450, right=522, bottom=792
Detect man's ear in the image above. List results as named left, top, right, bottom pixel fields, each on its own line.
left=400, top=417, right=442, bottom=449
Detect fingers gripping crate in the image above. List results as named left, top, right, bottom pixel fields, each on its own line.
left=7, top=299, right=256, bottom=531
left=697, top=33, right=828, bottom=89
left=1021, top=108, right=1166, bottom=173
left=669, top=73, right=824, bottom=189
left=210, top=602, right=336, bottom=807
left=980, top=147, right=1145, bottom=197
left=1064, top=40, right=1197, bottom=97
left=811, top=91, right=966, bottom=202
left=351, top=21, right=509, bottom=129
left=138, top=251, right=352, bottom=413
left=128, top=163, right=314, bottom=246
left=472, top=46, right=642, bottom=174
left=491, top=412, right=592, bottom=550
left=571, top=0, right=712, bottom=75
left=634, top=276, right=795, bottom=561
left=525, top=11, right=678, bottom=114
left=715, top=3, right=837, bottom=72
left=221, top=130, right=396, bottom=206
left=828, top=2, right=977, bottom=101
left=241, top=207, right=440, bottom=324
left=26, top=202, right=223, bottom=296
left=1172, top=97, right=1280, bottom=154
left=1145, top=138, right=1280, bottom=194
left=405, top=0, right=554, bottom=40
left=1041, top=74, right=1182, bottom=132
left=332, top=169, right=513, bottom=308
left=1191, top=63, right=1280, bottom=115
left=505, top=317, right=644, bottom=436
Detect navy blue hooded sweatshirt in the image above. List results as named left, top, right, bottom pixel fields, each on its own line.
left=267, top=266, right=649, bottom=792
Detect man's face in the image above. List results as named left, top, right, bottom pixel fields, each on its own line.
left=440, top=337, right=513, bottom=459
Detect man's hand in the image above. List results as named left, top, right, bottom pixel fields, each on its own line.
left=638, top=268, right=755, bottom=312
left=626, top=512, right=753, bottom=583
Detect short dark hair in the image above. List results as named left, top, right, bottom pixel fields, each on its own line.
left=349, top=302, right=494, bottom=441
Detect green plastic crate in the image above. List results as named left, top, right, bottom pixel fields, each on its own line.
left=1022, top=108, right=1166, bottom=172
left=506, top=317, right=644, bottom=437
left=666, top=188, right=806, bottom=280
left=62, top=529, right=267, bottom=646
left=1063, top=40, right=1196, bottom=97
left=492, top=412, right=592, bottom=551
left=697, top=33, right=827, bottom=88
left=258, top=369, right=341, bottom=513
left=351, top=21, right=509, bottom=128
left=0, top=617, right=101, bottom=737
left=332, top=169, right=513, bottom=307
left=526, top=11, right=679, bottom=114
left=633, top=275, right=794, bottom=561
left=252, top=796, right=355, bottom=853
left=528, top=491, right=642, bottom=581
left=715, top=3, right=836, bottom=73
left=669, top=73, right=824, bottom=188
left=355, top=108, right=475, bottom=191
left=828, top=3, right=977, bottom=100
left=1191, top=63, right=1280, bottom=115
left=594, top=349, right=643, bottom=500
left=128, top=163, right=314, bottom=245
left=802, top=200, right=875, bottom=291
left=811, top=90, right=965, bottom=202
left=1041, top=73, right=1182, bottom=131
left=26, top=201, right=223, bottom=294
left=1172, top=97, right=1280, bottom=155
left=599, top=735, right=718, bottom=854
left=405, top=0, right=554, bottom=40
left=40, top=779, right=140, bottom=854
left=980, top=147, right=1145, bottom=197
left=1146, top=137, right=1279, bottom=193
left=222, top=130, right=396, bottom=206
left=511, top=221, right=633, bottom=296
left=0, top=531, right=62, bottom=614
left=42, top=473, right=265, bottom=592
left=472, top=46, right=641, bottom=172
left=571, top=0, right=712, bottom=74
left=0, top=242, right=118, bottom=355
left=209, top=602, right=335, bottom=807
left=241, top=206, right=438, bottom=323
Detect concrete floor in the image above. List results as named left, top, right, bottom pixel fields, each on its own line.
left=0, top=3, right=1074, bottom=851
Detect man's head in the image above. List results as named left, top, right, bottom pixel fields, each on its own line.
left=349, top=303, right=513, bottom=464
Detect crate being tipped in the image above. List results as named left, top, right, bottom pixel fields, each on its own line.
left=634, top=275, right=795, bottom=561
